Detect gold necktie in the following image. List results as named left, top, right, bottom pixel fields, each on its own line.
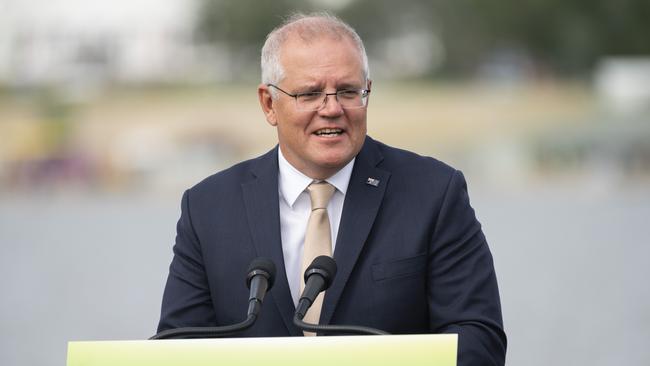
left=301, top=181, right=336, bottom=335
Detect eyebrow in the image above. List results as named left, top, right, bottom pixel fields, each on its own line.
left=336, top=82, right=362, bottom=90
left=293, top=83, right=322, bottom=93
left=295, top=82, right=363, bottom=93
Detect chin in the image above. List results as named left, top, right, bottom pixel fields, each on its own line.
left=317, top=154, right=352, bottom=170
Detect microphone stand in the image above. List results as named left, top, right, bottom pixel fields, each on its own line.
left=150, top=314, right=257, bottom=340
left=293, top=314, right=389, bottom=336
left=293, top=256, right=388, bottom=336
left=151, top=257, right=277, bottom=340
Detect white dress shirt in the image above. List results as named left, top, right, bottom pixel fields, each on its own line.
left=278, top=147, right=355, bottom=306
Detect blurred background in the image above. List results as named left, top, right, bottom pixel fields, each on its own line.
left=1, top=0, right=649, bottom=365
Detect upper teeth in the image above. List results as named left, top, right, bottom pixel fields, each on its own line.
left=316, top=128, right=342, bottom=135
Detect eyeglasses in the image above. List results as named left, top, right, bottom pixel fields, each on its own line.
left=267, top=84, right=371, bottom=111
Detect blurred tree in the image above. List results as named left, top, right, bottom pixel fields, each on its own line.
left=196, top=0, right=314, bottom=80
left=197, top=0, right=310, bottom=46
left=196, top=0, right=650, bottom=79
left=468, top=0, right=650, bottom=75
left=346, top=0, right=650, bottom=77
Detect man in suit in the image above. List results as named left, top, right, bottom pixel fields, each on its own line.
left=157, top=13, right=506, bottom=366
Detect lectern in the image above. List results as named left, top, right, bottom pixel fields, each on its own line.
left=67, top=334, right=457, bottom=366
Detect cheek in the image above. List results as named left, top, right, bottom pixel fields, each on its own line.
left=283, top=112, right=312, bottom=131
left=349, top=113, right=367, bottom=135
left=277, top=119, right=309, bottom=147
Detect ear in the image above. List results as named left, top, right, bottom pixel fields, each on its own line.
left=366, top=79, right=373, bottom=107
left=258, top=84, right=278, bottom=126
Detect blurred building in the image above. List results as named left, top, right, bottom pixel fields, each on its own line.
left=0, top=0, right=226, bottom=91
left=595, top=57, right=650, bottom=115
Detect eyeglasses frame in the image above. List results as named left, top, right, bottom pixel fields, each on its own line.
left=266, top=83, right=371, bottom=111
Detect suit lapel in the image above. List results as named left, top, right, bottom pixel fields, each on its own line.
left=241, top=147, right=300, bottom=335
left=320, top=137, right=390, bottom=325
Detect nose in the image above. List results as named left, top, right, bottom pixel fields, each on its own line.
left=318, top=94, right=344, bottom=117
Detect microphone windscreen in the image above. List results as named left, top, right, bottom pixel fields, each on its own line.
left=246, top=257, right=277, bottom=289
left=306, top=255, right=337, bottom=288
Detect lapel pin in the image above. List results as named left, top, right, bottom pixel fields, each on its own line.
left=366, top=177, right=380, bottom=187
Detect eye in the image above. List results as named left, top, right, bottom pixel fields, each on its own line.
left=296, top=92, right=323, bottom=102
left=337, top=90, right=360, bottom=99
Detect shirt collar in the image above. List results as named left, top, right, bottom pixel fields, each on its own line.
left=278, top=146, right=355, bottom=208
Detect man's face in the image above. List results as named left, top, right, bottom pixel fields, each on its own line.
left=259, top=36, right=370, bottom=179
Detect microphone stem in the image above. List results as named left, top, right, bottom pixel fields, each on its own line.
left=247, top=299, right=262, bottom=317
left=150, top=314, right=257, bottom=340
left=295, top=299, right=311, bottom=320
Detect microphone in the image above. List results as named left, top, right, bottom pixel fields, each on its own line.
left=293, top=256, right=388, bottom=336
left=246, top=257, right=276, bottom=317
left=150, top=257, right=276, bottom=340
left=295, top=255, right=337, bottom=320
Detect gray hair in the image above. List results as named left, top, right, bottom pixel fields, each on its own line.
left=261, top=12, right=370, bottom=93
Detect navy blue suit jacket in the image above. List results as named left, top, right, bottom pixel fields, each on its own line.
left=158, top=136, right=506, bottom=365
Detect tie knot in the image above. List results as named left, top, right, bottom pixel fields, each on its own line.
left=307, top=181, right=335, bottom=210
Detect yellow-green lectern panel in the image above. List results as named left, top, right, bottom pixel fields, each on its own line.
left=68, top=334, right=457, bottom=366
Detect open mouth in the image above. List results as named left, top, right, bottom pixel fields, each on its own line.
left=314, top=128, right=343, bottom=137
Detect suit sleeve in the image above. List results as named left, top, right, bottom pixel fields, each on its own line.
left=157, top=189, right=216, bottom=333
left=428, top=170, right=507, bottom=366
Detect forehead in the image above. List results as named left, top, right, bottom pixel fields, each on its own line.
left=279, top=35, right=365, bottom=86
